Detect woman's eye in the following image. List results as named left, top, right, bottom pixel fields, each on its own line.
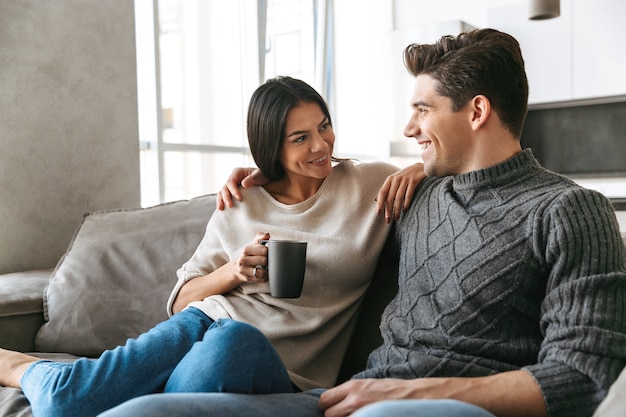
left=294, top=135, right=306, bottom=143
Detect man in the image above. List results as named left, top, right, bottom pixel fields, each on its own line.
left=100, top=28, right=626, bottom=417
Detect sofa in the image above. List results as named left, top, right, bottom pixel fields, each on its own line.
left=0, top=193, right=398, bottom=416
left=1, top=194, right=625, bottom=417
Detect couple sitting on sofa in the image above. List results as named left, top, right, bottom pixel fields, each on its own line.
left=2, top=28, right=626, bottom=417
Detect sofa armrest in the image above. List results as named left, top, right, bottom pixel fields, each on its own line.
left=0, top=269, right=52, bottom=351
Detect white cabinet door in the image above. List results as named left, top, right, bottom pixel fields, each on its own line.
left=488, top=1, right=573, bottom=105
left=572, top=0, right=626, bottom=99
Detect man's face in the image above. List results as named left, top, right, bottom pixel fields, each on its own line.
left=403, top=74, right=473, bottom=177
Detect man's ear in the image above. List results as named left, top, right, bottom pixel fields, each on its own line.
left=469, top=95, right=490, bottom=131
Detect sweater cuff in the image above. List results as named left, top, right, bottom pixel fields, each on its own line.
left=524, top=362, right=605, bottom=417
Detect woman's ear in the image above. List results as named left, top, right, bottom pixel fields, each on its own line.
left=469, top=95, right=491, bottom=131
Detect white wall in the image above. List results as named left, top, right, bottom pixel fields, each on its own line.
left=393, top=0, right=522, bottom=29
left=332, top=0, right=524, bottom=162
left=332, top=0, right=394, bottom=160
left=0, top=1, right=140, bottom=274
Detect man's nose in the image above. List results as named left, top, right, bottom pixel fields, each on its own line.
left=403, top=116, right=419, bottom=138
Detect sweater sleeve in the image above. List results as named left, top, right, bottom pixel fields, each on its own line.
left=166, top=209, right=232, bottom=316
left=524, top=187, right=626, bottom=417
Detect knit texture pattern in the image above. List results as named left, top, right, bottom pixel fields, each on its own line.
left=357, top=150, right=626, bottom=417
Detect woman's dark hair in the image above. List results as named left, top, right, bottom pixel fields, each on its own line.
left=403, top=28, right=529, bottom=138
left=247, top=76, right=333, bottom=181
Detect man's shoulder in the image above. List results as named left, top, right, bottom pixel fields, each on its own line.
left=532, top=171, right=612, bottom=209
left=549, top=186, right=616, bottom=221
left=415, top=175, right=449, bottom=193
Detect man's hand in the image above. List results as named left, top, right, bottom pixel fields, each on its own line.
left=376, top=162, right=426, bottom=223
left=319, top=371, right=547, bottom=417
left=216, top=168, right=269, bottom=210
left=319, top=379, right=420, bottom=417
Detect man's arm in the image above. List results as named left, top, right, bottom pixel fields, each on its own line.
left=215, top=168, right=268, bottom=210
left=216, top=163, right=426, bottom=222
left=319, top=370, right=547, bottom=417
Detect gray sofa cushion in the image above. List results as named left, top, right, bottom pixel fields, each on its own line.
left=35, top=195, right=216, bottom=356
left=0, top=387, right=31, bottom=417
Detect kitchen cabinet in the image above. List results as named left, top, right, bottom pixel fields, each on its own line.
left=488, top=0, right=626, bottom=105
left=572, top=1, right=626, bottom=100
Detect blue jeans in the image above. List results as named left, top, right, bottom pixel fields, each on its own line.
left=99, top=390, right=326, bottom=417
left=20, top=308, right=292, bottom=417
left=351, top=400, right=496, bottom=417
left=98, top=392, right=495, bottom=417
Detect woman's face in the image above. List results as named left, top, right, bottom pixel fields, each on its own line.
left=279, top=101, right=334, bottom=182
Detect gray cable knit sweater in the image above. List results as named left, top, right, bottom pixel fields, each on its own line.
left=356, top=149, right=626, bottom=417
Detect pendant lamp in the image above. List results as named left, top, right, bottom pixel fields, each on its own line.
left=529, top=0, right=560, bottom=20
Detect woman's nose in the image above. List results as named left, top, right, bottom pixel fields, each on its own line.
left=311, top=133, right=327, bottom=152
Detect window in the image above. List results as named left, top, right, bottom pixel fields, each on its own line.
left=135, top=0, right=333, bottom=206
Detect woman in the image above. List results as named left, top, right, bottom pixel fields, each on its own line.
left=0, top=76, right=424, bottom=417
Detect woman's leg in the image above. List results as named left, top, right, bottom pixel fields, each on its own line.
left=165, top=319, right=293, bottom=394
left=350, top=399, right=496, bottom=417
left=0, top=349, right=38, bottom=388
left=18, top=307, right=213, bottom=417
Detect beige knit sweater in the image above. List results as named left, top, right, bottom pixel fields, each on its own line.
left=167, top=160, right=398, bottom=390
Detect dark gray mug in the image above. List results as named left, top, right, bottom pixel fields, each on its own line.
left=260, top=239, right=307, bottom=298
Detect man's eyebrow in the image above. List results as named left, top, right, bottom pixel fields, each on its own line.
left=411, top=100, right=431, bottom=108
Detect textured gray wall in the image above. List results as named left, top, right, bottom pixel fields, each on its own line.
left=0, top=0, right=140, bottom=274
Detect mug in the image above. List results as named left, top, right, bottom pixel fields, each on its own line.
left=260, top=239, right=307, bottom=298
